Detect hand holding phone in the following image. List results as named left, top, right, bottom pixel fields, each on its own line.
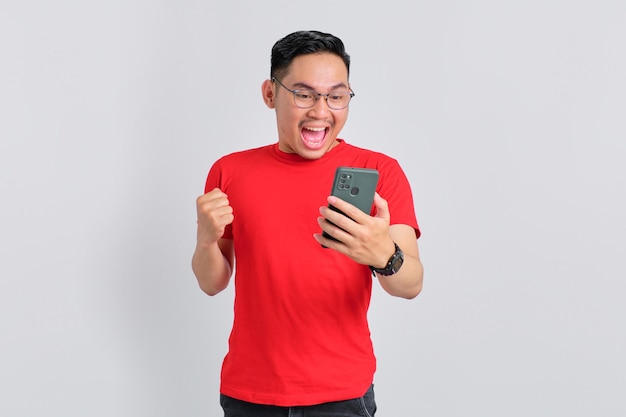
left=322, top=167, right=379, bottom=243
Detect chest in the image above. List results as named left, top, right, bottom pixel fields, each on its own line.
left=225, top=165, right=336, bottom=240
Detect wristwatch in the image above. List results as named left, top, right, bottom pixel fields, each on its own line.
left=369, top=242, right=404, bottom=276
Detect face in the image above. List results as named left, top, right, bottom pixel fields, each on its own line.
left=262, top=53, right=351, bottom=160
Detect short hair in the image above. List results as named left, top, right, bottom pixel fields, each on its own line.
left=270, top=30, right=351, bottom=80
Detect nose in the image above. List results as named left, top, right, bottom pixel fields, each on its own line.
left=307, top=95, right=332, bottom=117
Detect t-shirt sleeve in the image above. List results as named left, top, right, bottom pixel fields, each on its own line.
left=378, top=159, right=421, bottom=239
left=203, top=158, right=234, bottom=239
left=204, top=158, right=222, bottom=193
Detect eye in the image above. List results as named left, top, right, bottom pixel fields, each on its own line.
left=294, top=91, right=315, bottom=100
left=329, top=92, right=348, bottom=101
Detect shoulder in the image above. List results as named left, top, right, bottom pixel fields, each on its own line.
left=207, top=144, right=274, bottom=181
left=216, top=144, right=274, bottom=165
left=339, top=141, right=403, bottom=171
left=206, top=144, right=275, bottom=191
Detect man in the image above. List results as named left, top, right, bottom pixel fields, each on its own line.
left=192, top=30, right=423, bottom=416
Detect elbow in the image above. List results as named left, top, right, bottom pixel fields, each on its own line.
left=403, top=283, right=422, bottom=300
left=192, top=257, right=230, bottom=297
left=198, top=280, right=227, bottom=297
left=200, top=284, right=221, bottom=297
left=399, top=266, right=424, bottom=299
left=383, top=279, right=422, bottom=300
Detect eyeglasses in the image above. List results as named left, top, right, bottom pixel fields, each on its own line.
left=272, top=77, right=355, bottom=110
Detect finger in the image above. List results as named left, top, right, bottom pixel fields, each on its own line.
left=197, top=191, right=234, bottom=227
left=198, top=206, right=234, bottom=240
left=313, top=233, right=349, bottom=255
left=317, top=216, right=351, bottom=244
left=206, top=187, right=225, bottom=196
left=211, top=205, right=234, bottom=220
left=319, top=205, right=359, bottom=235
left=199, top=188, right=223, bottom=200
left=313, top=232, right=337, bottom=250
left=198, top=192, right=231, bottom=212
left=326, top=196, right=368, bottom=223
left=373, top=192, right=390, bottom=221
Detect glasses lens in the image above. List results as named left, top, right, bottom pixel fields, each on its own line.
left=327, top=92, right=352, bottom=110
left=287, top=86, right=354, bottom=110
left=293, top=91, right=316, bottom=108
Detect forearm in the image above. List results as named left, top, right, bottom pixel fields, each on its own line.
left=192, top=240, right=233, bottom=296
left=373, top=224, right=423, bottom=299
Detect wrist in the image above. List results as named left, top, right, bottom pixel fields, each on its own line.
left=373, top=241, right=396, bottom=269
left=369, top=242, right=404, bottom=276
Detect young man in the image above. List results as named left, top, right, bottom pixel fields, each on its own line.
left=192, top=30, right=423, bottom=416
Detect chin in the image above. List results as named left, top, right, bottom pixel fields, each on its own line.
left=297, top=149, right=326, bottom=160
left=300, top=143, right=336, bottom=159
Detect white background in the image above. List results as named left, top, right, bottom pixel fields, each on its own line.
left=2, top=1, right=625, bottom=416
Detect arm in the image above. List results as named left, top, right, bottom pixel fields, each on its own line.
left=314, top=193, right=423, bottom=299
left=192, top=188, right=235, bottom=296
left=376, top=223, right=423, bottom=299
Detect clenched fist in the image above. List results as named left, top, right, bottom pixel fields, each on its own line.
left=196, top=188, right=234, bottom=244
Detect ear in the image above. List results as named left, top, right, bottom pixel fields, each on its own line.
left=261, top=79, right=275, bottom=109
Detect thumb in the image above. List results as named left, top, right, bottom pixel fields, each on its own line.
left=373, top=192, right=390, bottom=221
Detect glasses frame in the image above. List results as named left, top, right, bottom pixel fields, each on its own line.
left=271, top=77, right=355, bottom=110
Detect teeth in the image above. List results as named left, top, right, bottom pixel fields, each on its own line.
left=304, top=127, right=325, bottom=131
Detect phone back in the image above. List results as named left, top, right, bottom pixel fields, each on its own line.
left=330, top=167, right=379, bottom=215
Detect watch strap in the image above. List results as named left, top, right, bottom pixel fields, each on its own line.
left=369, top=242, right=404, bottom=276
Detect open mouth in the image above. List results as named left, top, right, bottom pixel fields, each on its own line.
left=301, top=126, right=328, bottom=149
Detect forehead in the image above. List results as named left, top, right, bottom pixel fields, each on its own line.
left=282, top=52, right=349, bottom=88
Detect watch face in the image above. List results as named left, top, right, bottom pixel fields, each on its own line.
left=391, top=255, right=404, bottom=272
left=370, top=243, right=404, bottom=276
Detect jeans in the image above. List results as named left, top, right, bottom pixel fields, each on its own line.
left=220, top=384, right=377, bottom=417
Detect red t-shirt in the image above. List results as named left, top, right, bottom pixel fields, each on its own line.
left=204, top=140, right=419, bottom=406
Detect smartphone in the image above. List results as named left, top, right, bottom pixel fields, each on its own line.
left=322, top=167, right=379, bottom=243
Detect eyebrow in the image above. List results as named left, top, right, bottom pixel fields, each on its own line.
left=291, top=81, right=349, bottom=91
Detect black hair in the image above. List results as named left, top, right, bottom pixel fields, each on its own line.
left=270, top=30, right=351, bottom=80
